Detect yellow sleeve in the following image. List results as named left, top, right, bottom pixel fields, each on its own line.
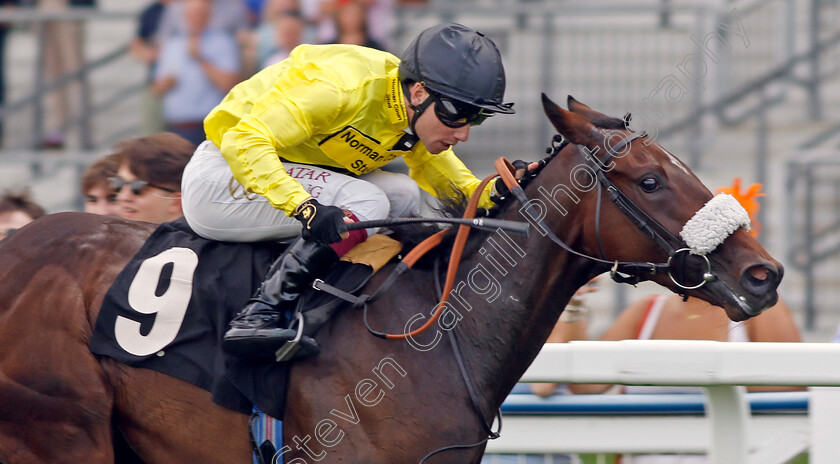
left=403, top=146, right=496, bottom=210
left=219, top=80, right=345, bottom=216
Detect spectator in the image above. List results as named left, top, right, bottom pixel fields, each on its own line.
left=242, top=0, right=265, bottom=26
left=0, top=0, right=21, bottom=147
left=357, top=0, right=394, bottom=50
left=110, top=132, right=193, bottom=224
left=152, top=0, right=241, bottom=146
left=157, top=0, right=250, bottom=42
left=129, top=0, right=175, bottom=134
left=36, top=0, right=97, bottom=150
left=327, top=0, right=383, bottom=50
left=81, top=152, right=121, bottom=215
left=246, top=0, right=306, bottom=71
left=0, top=188, right=46, bottom=240
left=262, top=10, right=305, bottom=68
left=302, top=0, right=392, bottom=48
left=299, top=0, right=334, bottom=44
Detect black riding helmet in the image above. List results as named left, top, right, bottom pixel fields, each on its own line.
left=399, top=23, right=515, bottom=132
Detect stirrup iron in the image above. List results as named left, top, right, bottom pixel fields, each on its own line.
left=275, top=312, right=304, bottom=362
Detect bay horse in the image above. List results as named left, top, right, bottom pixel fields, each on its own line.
left=0, top=95, right=782, bottom=463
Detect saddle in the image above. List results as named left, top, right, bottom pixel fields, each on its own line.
left=275, top=234, right=403, bottom=361
left=90, top=218, right=402, bottom=419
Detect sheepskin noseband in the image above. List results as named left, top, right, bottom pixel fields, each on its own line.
left=679, top=194, right=750, bottom=255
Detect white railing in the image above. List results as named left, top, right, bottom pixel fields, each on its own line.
left=485, top=340, right=840, bottom=463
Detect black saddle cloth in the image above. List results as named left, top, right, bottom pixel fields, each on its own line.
left=90, top=218, right=296, bottom=418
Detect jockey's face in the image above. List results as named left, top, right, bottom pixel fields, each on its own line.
left=84, top=185, right=119, bottom=216
left=407, top=83, right=471, bottom=154
left=113, top=163, right=182, bottom=224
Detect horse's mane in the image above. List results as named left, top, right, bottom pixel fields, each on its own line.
left=433, top=185, right=471, bottom=220
left=384, top=186, right=488, bottom=270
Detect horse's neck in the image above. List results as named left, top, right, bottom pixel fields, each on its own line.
left=451, top=164, right=596, bottom=411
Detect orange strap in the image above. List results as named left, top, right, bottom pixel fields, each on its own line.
left=494, top=157, right=519, bottom=192
left=399, top=229, right=448, bottom=269
left=385, top=172, right=501, bottom=340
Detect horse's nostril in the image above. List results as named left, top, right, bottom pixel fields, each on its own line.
left=747, top=265, right=769, bottom=281
left=741, top=264, right=781, bottom=295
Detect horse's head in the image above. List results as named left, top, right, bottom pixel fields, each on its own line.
left=535, top=94, right=782, bottom=321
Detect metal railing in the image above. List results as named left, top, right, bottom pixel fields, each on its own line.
left=392, top=0, right=806, bottom=167
left=0, top=7, right=143, bottom=151
left=0, top=7, right=145, bottom=212
left=785, top=152, right=840, bottom=330
left=486, top=340, right=840, bottom=463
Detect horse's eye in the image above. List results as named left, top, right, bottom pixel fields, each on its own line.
left=640, top=177, right=660, bottom=192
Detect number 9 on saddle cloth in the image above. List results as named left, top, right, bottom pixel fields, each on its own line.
left=89, top=218, right=401, bottom=419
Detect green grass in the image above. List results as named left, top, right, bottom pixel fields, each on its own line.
left=579, top=455, right=617, bottom=464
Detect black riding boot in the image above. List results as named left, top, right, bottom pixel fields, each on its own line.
left=222, top=238, right=338, bottom=358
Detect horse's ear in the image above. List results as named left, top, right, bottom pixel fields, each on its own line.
left=542, top=93, right=600, bottom=146
left=567, top=95, right=590, bottom=113
left=566, top=95, right=617, bottom=122
left=566, top=95, right=628, bottom=130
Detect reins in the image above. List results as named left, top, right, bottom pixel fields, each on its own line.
left=397, top=173, right=497, bottom=340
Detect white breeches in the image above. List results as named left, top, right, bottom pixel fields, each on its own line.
left=181, top=141, right=421, bottom=242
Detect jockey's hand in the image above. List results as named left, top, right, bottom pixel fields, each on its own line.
left=513, top=160, right=541, bottom=181
left=491, top=160, right=541, bottom=204
left=294, top=199, right=350, bottom=244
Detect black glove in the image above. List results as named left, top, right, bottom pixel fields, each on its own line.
left=294, top=198, right=347, bottom=244
left=491, top=160, right=537, bottom=204
left=510, top=159, right=531, bottom=179
left=491, top=178, right=512, bottom=204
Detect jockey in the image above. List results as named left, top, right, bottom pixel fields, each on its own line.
left=180, top=22, right=523, bottom=358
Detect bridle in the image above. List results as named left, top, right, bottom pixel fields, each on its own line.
left=498, top=130, right=715, bottom=291
left=315, top=130, right=733, bottom=463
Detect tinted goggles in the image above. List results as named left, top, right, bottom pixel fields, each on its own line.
left=109, top=176, right=176, bottom=196
left=428, top=91, right=493, bottom=128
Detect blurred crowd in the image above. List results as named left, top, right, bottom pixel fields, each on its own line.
left=0, top=0, right=426, bottom=148
left=1, top=0, right=427, bottom=228
left=129, top=0, right=417, bottom=145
